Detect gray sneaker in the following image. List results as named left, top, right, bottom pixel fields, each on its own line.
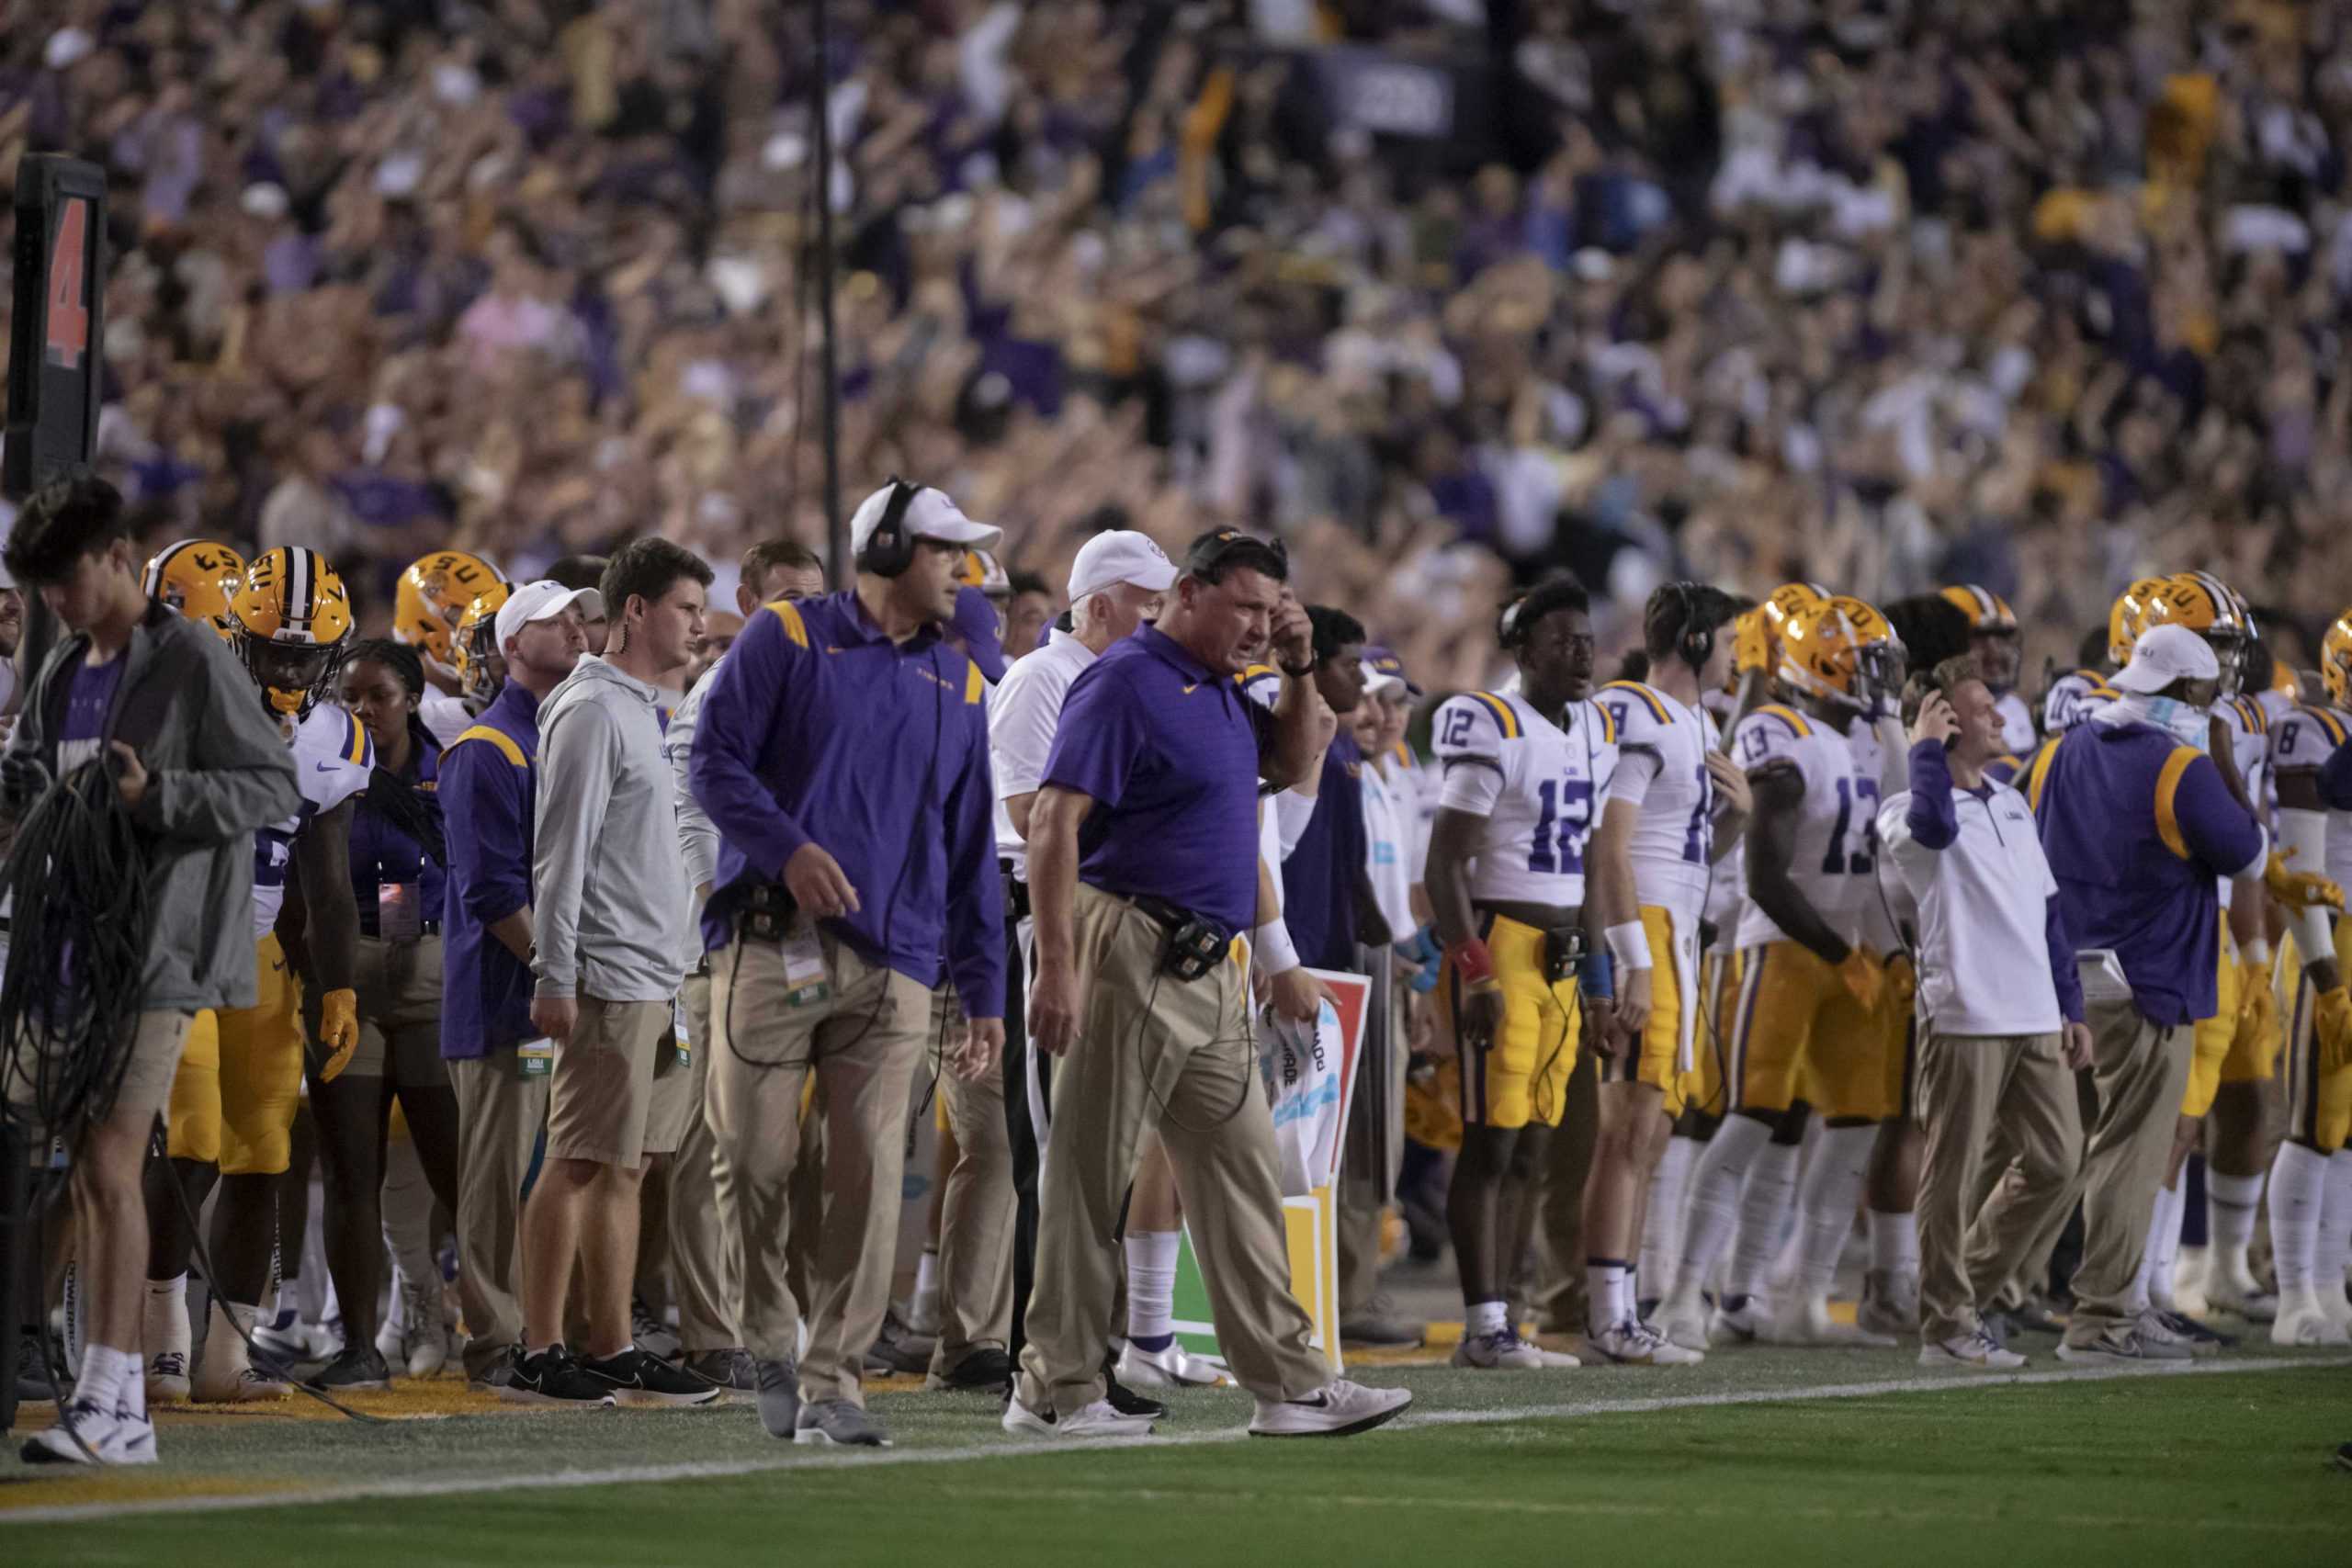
left=686, top=1348, right=758, bottom=1393
left=754, top=1356, right=799, bottom=1438
left=795, top=1397, right=892, bottom=1449
left=2055, top=1322, right=2194, bottom=1366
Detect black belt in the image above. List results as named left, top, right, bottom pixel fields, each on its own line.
left=1126, top=893, right=1232, bottom=982
left=1000, top=860, right=1030, bottom=922
left=367, top=920, right=442, bottom=941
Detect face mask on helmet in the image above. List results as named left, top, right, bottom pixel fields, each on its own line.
left=243, top=637, right=340, bottom=718
left=458, top=614, right=504, bottom=705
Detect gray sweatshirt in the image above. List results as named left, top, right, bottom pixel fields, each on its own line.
left=532, top=654, right=689, bottom=1002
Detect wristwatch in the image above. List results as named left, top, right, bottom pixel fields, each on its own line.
left=1279, top=659, right=1316, bottom=679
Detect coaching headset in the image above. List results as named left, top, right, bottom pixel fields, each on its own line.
left=1669, top=581, right=1715, bottom=672
left=855, top=478, right=924, bottom=578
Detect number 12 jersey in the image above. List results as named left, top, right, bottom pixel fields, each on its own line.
left=1433, top=688, right=1620, bottom=909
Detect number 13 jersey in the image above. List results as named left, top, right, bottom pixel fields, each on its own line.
left=1731, top=703, right=1871, bottom=951
left=1433, top=688, right=1619, bottom=909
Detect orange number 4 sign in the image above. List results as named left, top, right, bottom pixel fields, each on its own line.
left=45, top=197, right=91, bottom=373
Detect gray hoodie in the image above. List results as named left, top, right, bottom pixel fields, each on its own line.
left=531, top=654, right=689, bottom=1003
left=3, top=602, right=300, bottom=1011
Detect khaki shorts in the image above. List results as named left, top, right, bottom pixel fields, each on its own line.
left=546, top=996, right=676, bottom=1169
left=302, top=933, right=450, bottom=1088
left=14, top=1010, right=196, bottom=1133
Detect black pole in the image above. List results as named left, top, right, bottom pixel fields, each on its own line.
left=812, top=0, right=848, bottom=588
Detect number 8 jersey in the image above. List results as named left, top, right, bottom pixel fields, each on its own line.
left=1731, top=702, right=1871, bottom=950
left=1433, top=688, right=1620, bottom=908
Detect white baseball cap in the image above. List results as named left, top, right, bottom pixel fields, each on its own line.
left=2111, top=622, right=2221, bottom=694
left=1067, top=530, right=1178, bottom=603
left=495, top=580, right=606, bottom=650
left=848, top=481, right=1001, bottom=558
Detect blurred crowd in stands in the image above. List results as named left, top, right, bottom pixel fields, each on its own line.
left=7, top=0, right=2352, bottom=692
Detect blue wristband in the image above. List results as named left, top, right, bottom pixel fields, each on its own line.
left=1579, top=952, right=1612, bottom=1000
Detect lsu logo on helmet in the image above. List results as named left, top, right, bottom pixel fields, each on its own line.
left=228, top=547, right=355, bottom=721
left=1778, top=594, right=1905, bottom=714
left=396, top=550, right=505, bottom=667
left=1733, top=581, right=1831, bottom=678
left=2107, top=577, right=2171, bottom=666
left=2322, top=608, right=2352, bottom=710
left=141, top=539, right=245, bottom=640
left=2142, top=571, right=2253, bottom=694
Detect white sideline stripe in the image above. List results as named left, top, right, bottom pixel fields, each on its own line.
left=8, top=1353, right=2346, bottom=1527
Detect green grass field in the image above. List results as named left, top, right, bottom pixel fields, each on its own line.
left=6, top=1345, right=2349, bottom=1566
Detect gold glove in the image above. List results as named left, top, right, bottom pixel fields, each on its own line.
left=317, top=987, right=359, bottom=1083
left=2317, top=986, right=2352, bottom=1075
left=2265, top=850, right=2345, bottom=913
left=1836, top=948, right=1884, bottom=1014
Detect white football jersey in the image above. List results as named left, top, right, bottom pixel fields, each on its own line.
left=1433, top=688, right=1620, bottom=908
left=253, top=704, right=376, bottom=940
left=1593, top=680, right=1715, bottom=922
left=421, top=689, right=474, bottom=750
left=2042, top=667, right=2119, bottom=734
left=1995, top=690, right=2035, bottom=754
left=1843, top=719, right=1914, bottom=950
left=2270, top=702, right=2352, bottom=890
left=1731, top=703, right=1872, bottom=951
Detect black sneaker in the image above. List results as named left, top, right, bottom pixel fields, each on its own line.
left=493, top=1344, right=616, bottom=1407
left=926, top=1347, right=1013, bottom=1393
left=310, top=1344, right=390, bottom=1391
left=684, top=1348, right=757, bottom=1393
left=865, top=1313, right=933, bottom=1376
left=15, top=1329, right=57, bottom=1402
left=581, top=1345, right=723, bottom=1407
left=1102, top=1352, right=1168, bottom=1422
left=2155, top=1308, right=2234, bottom=1353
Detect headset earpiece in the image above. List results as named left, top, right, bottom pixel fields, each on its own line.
left=1674, top=581, right=1713, bottom=673
left=854, top=478, right=922, bottom=579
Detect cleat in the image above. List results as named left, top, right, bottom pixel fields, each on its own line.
left=1760, top=1294, right=1896, bottom=1348
left=1002, top=1392, right=1157, bottom=1439
left=2272, top=1294, right=2352, bottom=1348
left=1103, top=1370, right=1168, bottom=1421
left=310, top=1344, right=391, bottom=1391
left=1249, top=1380, right=1412, bottom=1438
left=145, top=1348, right=191, bottom=1404
left=193, top=1364, right=292, bottom=1404
left=1857, top=1269, right=1920, bottom=1339
left=1709, top=1293, right=1770, bottom=1345
left=1589, top=1319, right=1703, bottom=1367
left=1656, top=1290, right=1712, bottom=1353
left=1115, top=1339, right=1235, bottom=1389
left=2203, top=1281, right=2278, bottom=1324
left=1450, top=1328, right=1544, bottom=1370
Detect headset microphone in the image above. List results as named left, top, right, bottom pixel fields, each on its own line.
left=854, top=478, right=923, bottom=579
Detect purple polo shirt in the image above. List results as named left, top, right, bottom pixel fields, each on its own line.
left=690, top=592, right=1005, bottom=1015
left=1042, top=625, right=1272, bottom=934
left=2032, top=720, right=2266, bottom=1027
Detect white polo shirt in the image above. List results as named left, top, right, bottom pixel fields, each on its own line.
left=989, top=626, right=1099, bottom=880
left=1877, top=771, right=2065, bottom=1038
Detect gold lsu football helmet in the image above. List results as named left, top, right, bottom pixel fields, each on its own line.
left=2141, top=570, right=2254, bottom=696
left=452, top=581, right=514, bottom=707
left=2106, top=576, right=2172, bottom=667
left=1778, top=594, right=1905, bottom=714
left=1732, top=581, right=1833, bottom=680
left=957, top=547, right=1012, bottom=601
left=141, top=539, right=245, bottom=640
left=2320, top=609, right=2352, bottom=711
left=394, top=550, right=505, bottom=667
left=228, top=547, right=355, bottom=720
left=1941, top=582, right=2022, bottom=689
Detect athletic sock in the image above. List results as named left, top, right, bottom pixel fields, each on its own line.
left=76, top=1343, right=129, bottom=1416
left=1790, top=1125, right=1873, bottom=1303
left=1674, top=1115, right=1770, bottom=1303
left=2269, top=1143, right=2326, bottom=1297
left=1866, top=1209, right=1919, bottom=1279
left=1640, top=1135, right=1699, bottom=1302
left=1585, top=1259, right=1629, bottom=1336
left=1124, top=1231, right=1181, bottom=1352
left=913, top=1248, right=940, bottom=1303
left=2205, top=1169, right=2265, bottom=1291
left=143, top=1275, right=190, bottom=1365
left=197, top=1299, right=259, bottom=1387
left=118, top=1352, right=147, bottom=1420
left=1465, top=1299, right=1508, bottom=1337
left=2143, top=1180, right=2186, bottom=1312
left=1728, top=1140, right=1802, bottom=1303
left=2321, top=1153, right=2352, bottom=1315
left=266, top=1275, right=301, bottom=1330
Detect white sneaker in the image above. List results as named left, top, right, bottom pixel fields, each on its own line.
left=19, top=1402, right=158, bottom=1465
left=145, top=1348, right=191, bottom=1404
left=1450, top=1328, right=1544, bottom=1370
left=1918, top=1328, right=2026, bottom=1371
left=1116, top=1339, right=1234, bottom=1389
left=1857, top=1269, right=1920, bottom=1339
left=401, top=1292, right=447, bottom=1379
left=253, top=1314, right=338, bottom=1363
left=193, top=1363, right=293, bottom=1403
left=1249, top=1379, right=1412, bottom=1438
left=1708, top=1293, right=1770, bottom=1345
left=1655, top=1290, right=1711, bottom=1353
left=1589, top=1319, right=1703, bottom=1367
left=2271, top=1293, right=2352, bottom=1348
left=1759, top=1293, right=1896, bottom=1348
left=1001, top=1392, right=1157, bottom=1439
left=2203, top=1278, right=2278, bottom=1324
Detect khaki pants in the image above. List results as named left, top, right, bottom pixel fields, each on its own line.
left=707, top=931, right=927, bottom=1405
left=2064, top=1000, right=2188, bottom=1339
left=928, top=986, right=1014, bottom=1374
left=1015, top=884, right=1327, bottom=1415
left=1916, top=1027, right=2082, bottom=1344
left=449, top=1049, right=549, bottom=1380
left=670, top=971, right=734, bottom=1354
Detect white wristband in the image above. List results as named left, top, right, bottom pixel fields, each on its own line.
left=1604, top=919, right=1653, bottom=971
left=2242, top=936, right=2271, bottom=965
left=1254, top=918, right=1302, bottom=976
